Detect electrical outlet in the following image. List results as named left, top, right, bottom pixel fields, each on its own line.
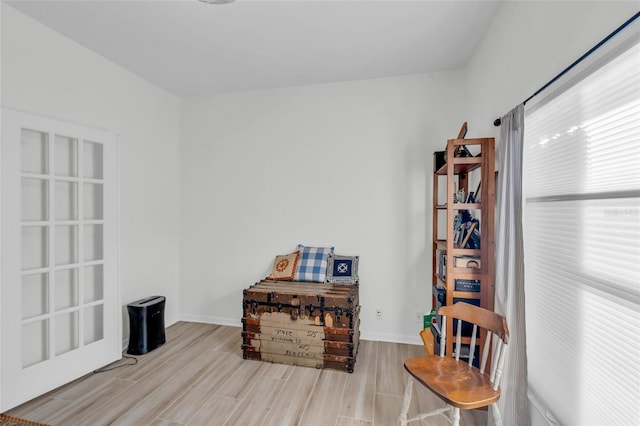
left=376, top=308, right=383, bottom=320
left=415, top=310, right=423, bottom=324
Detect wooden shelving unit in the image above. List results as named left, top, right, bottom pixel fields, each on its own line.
left=431, top=135, right=495, bottom=360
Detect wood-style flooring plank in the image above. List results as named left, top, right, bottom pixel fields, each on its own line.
left=70, top=359, right=189, bottom=425
left=224, top=377, right=284, bottom=425
left=375, top=341, right=408, bottom=396
left=298, top=369, right=348, bottom=425
left=110, top=399, right=167, bottom=426
left=147, top=419, right=183, bottom=426
left=336, top=416, right=373, bottom=426
left=373, top=392, right=404, bottom=426
left=4, top=397, right=70, bottom=424
left=44, top=378, right=136, bottom=425
left=156, top=387, right=220, bottom=424
left=110, top=350, right=227, bottom=425
left=186, top=395, right=239, bottom=426
left=208, top=325, right=242, bottom=353
left=50, top=371, right=132, bottom=403
left=190, top=352, right=245, bottom=394
left=338, top=339, right=377, bottom=422
left=407, top=378, right=451, bottom=426
left=116, top=322, right=217, bottom=381
left=261, top=366, right=319, bottom=426
left=260, top=362, right=294, bottom=380
left=5, top=323, right=487, bottom=426
left=215, top=359, right=266, bottom=399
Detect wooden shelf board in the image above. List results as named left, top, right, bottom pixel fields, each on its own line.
left=435, top=240, right=447, bottom=250
left=451, top=248, right=481, bottom=256
left=450, top=269, right=485, bottom=278
left=435, top=158, right=482, bottom=176
left=451, top=291, right=481, bottom=299
left=452, top=203, right=481, bottom=210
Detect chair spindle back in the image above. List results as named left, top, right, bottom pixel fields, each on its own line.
left=437, top=302, right=509, bottom=391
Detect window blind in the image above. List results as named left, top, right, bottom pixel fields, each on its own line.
left=523, top=37, right=640, bottom=426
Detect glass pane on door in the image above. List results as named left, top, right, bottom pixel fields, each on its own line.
left=84, top=305, right=104, bottom=345
left=21, top=129, right=48, bottom=174
left=21, top=178, right=48, bottom=222
left=54, top=181, right=78, bottom=221
left=83, top=183, right=103, bottom=220
left=84, top=265, right=104, bottom=303
left=83, top=225, right=103, bottom=262
left=22, top=226, right=48, bottom=270
left=83, top=141, right=103, bottom=179
left=22, top=320, right=49, bottom=368
left=55, top=269, right=78, bottom=311
left=22, top=273, right=49, bottom=320
left=54, top=135, right=78, bottom=177
left=55, top=312, right=78, bottom=356
left=55, top=225, right=78, bottom=266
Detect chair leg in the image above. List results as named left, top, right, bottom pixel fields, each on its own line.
left=490, top=403, right=503, bottom=426
left=398, top=377, right=413, bottom=426
left=451, top=406, right=460, bottom=426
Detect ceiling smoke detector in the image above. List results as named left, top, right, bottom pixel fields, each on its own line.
left=198, top=0, right=235, bottom=4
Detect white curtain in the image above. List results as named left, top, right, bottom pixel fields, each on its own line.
left=492, top=104, right=529, bottom=425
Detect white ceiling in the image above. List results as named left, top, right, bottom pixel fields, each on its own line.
left=5, top=0, right=502, bottom=97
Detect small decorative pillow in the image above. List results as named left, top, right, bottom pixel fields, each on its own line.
left=294, top=245, right=334, bottom=282
left=266, top=251, right=300, bottom=281
left=326, top=254, right=359, bottom=284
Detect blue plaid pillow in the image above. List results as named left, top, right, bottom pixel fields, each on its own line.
left=294, top=245, right=334, bottom=282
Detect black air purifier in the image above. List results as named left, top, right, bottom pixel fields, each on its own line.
left=127, top=295, right=166, bottom=355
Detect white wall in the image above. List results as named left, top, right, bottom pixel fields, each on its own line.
left=466, top=1, right=639, bottom=139
left=464, top=2, right=639, bottom=425
left=179, top=72, right=467, bottom=343
left=1, top=4, right=182, bottom=337
left=4, top=0, right=633, bottom=352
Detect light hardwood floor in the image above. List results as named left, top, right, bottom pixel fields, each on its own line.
left=6, top=322, right=486, bottom=425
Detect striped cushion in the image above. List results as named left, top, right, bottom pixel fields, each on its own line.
left=294, top=245, right=334, bottom=282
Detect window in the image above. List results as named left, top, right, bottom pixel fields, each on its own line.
left=523, top=36, right=639, bottom=425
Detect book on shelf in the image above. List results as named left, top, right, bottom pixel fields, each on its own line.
left=454, top=279, right=481, bottom=292
left=465, top=191, right=475, bottom=203
left=455, top=218, right=481, bottom=249
left=437, top=250, right=447, bottom=280
left=460, top=221, right=476, bottom=247
left=454, top=144, right=473, bottom=158
left=453, top=255, right=481, bottom=269
left=431, top=321, right=441, bottom=336
left=473, top=180, right=481, bottom=201
left=467, top=226, right=481, bottom=249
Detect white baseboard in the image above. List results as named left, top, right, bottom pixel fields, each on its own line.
left=179, top=314, right=422, bottom=346
left=360, top=331, right=422, bottom=346
left=180, top=314, right=242, bottom=328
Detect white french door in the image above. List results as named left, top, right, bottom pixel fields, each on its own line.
left=1, top=108, right=120, bottom=411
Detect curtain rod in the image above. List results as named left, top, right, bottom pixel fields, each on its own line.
left=493, top=11, right=640, bottom=127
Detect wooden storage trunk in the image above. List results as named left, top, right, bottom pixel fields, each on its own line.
left=242, top=280, right=360, bottom=373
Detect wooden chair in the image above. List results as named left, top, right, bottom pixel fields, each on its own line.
left=399, top=302, right=509, bottom=426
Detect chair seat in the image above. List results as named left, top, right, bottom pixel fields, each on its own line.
left=404, top=355, right=501, bottom=410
